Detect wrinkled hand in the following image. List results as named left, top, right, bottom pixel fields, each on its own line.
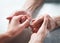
left=54, top=16, right=60, bottom=27
left=30, top=15, right=56, bottom=33
left=29, top=15, right=49, bottom=43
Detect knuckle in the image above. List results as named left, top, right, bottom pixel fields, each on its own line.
left=12, top=16, right=17, bottom=21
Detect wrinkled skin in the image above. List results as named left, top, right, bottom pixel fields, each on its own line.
left=29, top=15, right=59, bottom=43
left=54, top=16, right=60, bottom=27
left=7, top=11, right=57, bottom=33
left=30, top=15, right=57, bottom=33
left=6, top=11, right=59, bottom=43
left=29, top=15, right=49, bottom=43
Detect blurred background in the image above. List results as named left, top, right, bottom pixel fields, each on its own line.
left=0, top=0, right=60, bottom=43
left=0, top=0, right=27, bottom=34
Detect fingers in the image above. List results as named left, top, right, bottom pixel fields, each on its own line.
left=41, top=15, right=48, bottom=28
left=6, top=11, right=27, bottom=20
left=19, top=17, right=31, bottom=28
left=10, top=15, right=24, bottom=23
left=19, top=14, right=31, bottom=28
left=32, top=16, right=44, bottom=26
left=54, top=16, right=60, bottom=27
left=32, top=19, right=35, bottom=22
left=30, top=16, right=44, bottom=33
left=7, top=11, right=23, bottom=20
left=37, top=15, right=49, bottom=35
left=31, top=16, right=44, bottom=28
left=45, top=15, right=56, bottom=31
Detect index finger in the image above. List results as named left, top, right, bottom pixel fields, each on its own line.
left=37, top=16, right=49, bottom=35
left=6, top=11, right=29, bottom=20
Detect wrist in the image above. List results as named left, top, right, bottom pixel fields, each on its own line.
left=54, top=16, right=60, bottom=27
left=22, top=0, right=44, bottom=13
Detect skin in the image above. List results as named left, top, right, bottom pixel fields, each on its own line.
left=7, top=0, right=44, bottom=20
left=0, top=0, right=60, bottom=43
left=29, top=15, right=60, bottom=43
left=3, top=0, right=44, bottom=43
left=54, top=16, right=60, bottom=27
left=31, top=15, right=57, bottom=33
left=0, top=15, right=31, bottom=43
left=29, top=15, right=50, bottom=43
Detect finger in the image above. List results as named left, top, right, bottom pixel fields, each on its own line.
left=46, top=15, right=56, bottom=31
left=32, top=19, right=35, bottom=22
left=30, top=16, right=44, bottom=33
left=11, top=15, right=24, bottom=23
left=42, top=16, right=48, bottom=28
left=19, top=17, right=31, bottom=28
left=20, top=16, right=27, bottom=23
left=37, top=16, right=48, bottom=34
left=6, top=11, right=27, bottom=20
left=33, top=16, right=43, bottom=24
left=32, top=28, right=39, bottom=33
left=30, top=16, right=44, bottom=31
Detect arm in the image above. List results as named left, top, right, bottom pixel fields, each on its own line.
left=22, top=0, right=44, bottom=13
left=7, top=0, right=44, bottom=21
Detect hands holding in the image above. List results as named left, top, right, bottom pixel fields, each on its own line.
left=8, top=12, right=56, bottom=43
left=1, top=10, right=59, bottom=43
left=0, top=11, right=31, bottom=43
left=31, top=15, right=57, bottom=33
left=7, top=11, right=58, bottom=43
left=29, top=15, right=57, bottom=43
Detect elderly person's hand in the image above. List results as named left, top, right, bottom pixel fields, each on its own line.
left=29, top=15, right=49, bottom=43
left=30, top=15, right=57, bottom=33
left=54, top=16, right=60, bottom=27
left=0, top=14, right=31, bottom=43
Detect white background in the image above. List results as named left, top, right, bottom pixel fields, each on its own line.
left=0, top=0, right=27, bottom=34
left=0, top=0, right=60, bottom=34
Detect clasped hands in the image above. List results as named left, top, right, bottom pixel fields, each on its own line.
left=6, top=11, right=57, bottom=43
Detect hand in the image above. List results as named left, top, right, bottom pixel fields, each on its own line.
left=0, top=14, right=31, bottom=43
left=30, top=15, right=44, bottom=32
left=6, top=10, right=31, bottom=23
left=29, top=15, right=49, bottom=43
left=54, top=16, right=60, bottom=27
left=7, top=14, right=31, bottom=37
left=30, top=15, right=56, bottom=33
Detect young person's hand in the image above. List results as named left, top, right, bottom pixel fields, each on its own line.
left=0, top=14, right=31, bottom=43
left=7, top=14, right=31, bottom=37
left=6, top=11, right=31, bottom=23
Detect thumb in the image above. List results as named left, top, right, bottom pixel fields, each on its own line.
left=37, top=16, right=48, bottom=34
left=41, top=17, right=48, bottom=29
left=20, top=18, right=31, bottom=28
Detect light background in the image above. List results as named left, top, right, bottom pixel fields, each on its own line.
left=0, top=0, right=60, bottom=34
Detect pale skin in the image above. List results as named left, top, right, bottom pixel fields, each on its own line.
left=31, top=15, right=59, bottom=33
left=29, top=15, right=50, bottom=43
left=0, top=14, right=31, bottom=43
left=29, top=15, right=60, bottom=43
left=0, top=0, right=60, bottom=43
